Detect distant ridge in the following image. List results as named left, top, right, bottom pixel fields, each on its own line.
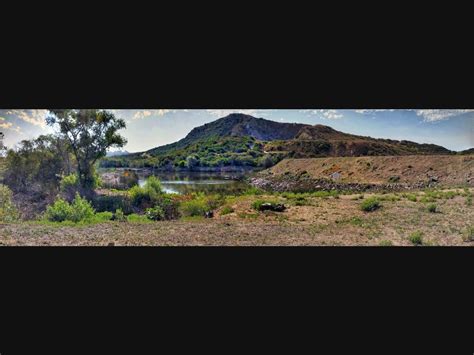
left=106, top=114, right=455, bottom=170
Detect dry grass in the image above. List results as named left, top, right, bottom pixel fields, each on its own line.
left=1, top=188, right=473, bottom=246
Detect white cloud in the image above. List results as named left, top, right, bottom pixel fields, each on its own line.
left=0, top=117, right=21, bottom=133
left=414, top=109, right=474, bottom=122
left=132, top=109, right=171, bottom=120
left=5, top=109, right=48, bottom=128
left=299, top=109, right=344, bottom=119
left=206, top=109, right=260, bottom=118
left=354, top=109, right=395, bottom=114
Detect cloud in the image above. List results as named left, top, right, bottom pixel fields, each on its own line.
left=299, top=109, right=344, bottom=119
left=132, top=109, right=171, bottom=120
left=206, top=109, right=260, bottom=118
left=414, top=109, right=474, bottom=122
left=354, top=109, right=395, bottom=114
left=0, top=117, right=21, bottom=133
left=5, top=109, right=48, bottom=128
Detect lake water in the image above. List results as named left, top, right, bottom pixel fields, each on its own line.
left=137, top=171, right=251, bottom=195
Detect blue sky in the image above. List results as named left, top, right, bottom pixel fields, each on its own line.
left=0, top=109, right=472, bottom=152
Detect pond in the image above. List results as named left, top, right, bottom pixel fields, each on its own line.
left=137, top=171, right=252, bottom=195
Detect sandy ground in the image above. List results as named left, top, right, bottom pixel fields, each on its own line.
left=1, top=189, right=472, bottom=246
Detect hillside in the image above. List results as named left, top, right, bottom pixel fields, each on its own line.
left=252, top=155, right=474, bottom=191
left=265, top=124, right=452, bottom=157
left=102, top=114, right=454, bottom=170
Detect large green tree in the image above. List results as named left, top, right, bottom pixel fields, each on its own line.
left=46, top=110, right=127, bottom=191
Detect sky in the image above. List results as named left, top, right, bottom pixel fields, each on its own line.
left=0, top=109, right=473, bottom=152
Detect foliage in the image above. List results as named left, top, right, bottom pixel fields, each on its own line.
left=220, top=205, right=235, bottom=215
left=379, top=240, right=393, bottom=246
left=463, top=226, right=474, bottom=242
left=126, top=213, right=152, bottom=223
left=178, top=193, right=222, bottom=217
left=47, top=110, right=126, bottom=191
left=426, top=203, right=437, bottom=213
left=3, top=135, right=73, bottom=194
left=100, top=136, right=273, bottom=170
left=360, top=197, right=381, bottom=212
left=408, top=231, right=424, bottom=245
left=93, top=194, right=133, bottom=214
left=145, top=205, right=166, bottom=221
left=114, top=208, right=126, bottom=222
left=0, top=184, right=18, bottom=222
left=129, top=176, right=163, bottom=208
left=45, top=193, right=95, bottom=223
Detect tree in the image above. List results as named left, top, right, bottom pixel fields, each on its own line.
left=3, top=135, right=73, bottom=193
left=0, top=132, right=5, bottom=155
left=46, top=110, right=127, bottom=191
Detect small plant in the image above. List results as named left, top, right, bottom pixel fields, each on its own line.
left=45, top=193, right=95, bottom=223
left=360, top=197, right=381, bottom=212
left=462, top=226, right=474, bottom=242
left=388, top=175, right=400, bottom=183
left=379, top=240, right=393, bottom=246
left=114, top=208, right=126, bottom=222
left=406, top=194, right=417, bottom=202
left=126, top=213, right=152, bottom=223
left=180, top=197, right=209, bottom=217
left=145, top=205, right=165, bottom=221
left=426, top=203, right=437, bottom=213
left=408, top=231, right=423, bottom=246
left=220, top=205, right=235, bottom=215
left=466, top=194, right=472, bottom=206
left=0, top=184, right=19, bottom=223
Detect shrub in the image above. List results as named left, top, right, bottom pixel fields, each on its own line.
left=94, top=211, right=113, bottom=222
left=145, top=205, right=165, bottom=221
left=45, top=197, right=73, bottom=222
left=466, top=194, right=472, bottom=206
left=379, top=240, right=393, bottom=246
left=126, top=213, right=151, bottom=223
left=388, top=175, right=400, bottom=183
left=114, top=208, right=126, bottom=222
left=60, top=173, right=78, bottom=191
left=427, top=203, right=437, bottom=213
left=462, top=226, right=474, bottom=242
left=0, top=184, right=18, bottom=222
left=360, top=197, right=381, bottom=212
left=180, top=198, right=208, bottom=217
left=129, top=176, right=163, bottom=208
left=69, top=193, right=95, bottom=222
left=93, top=194, right=133, bottom=214
left=45, top=193, right=95, bottom=223
left=408, top=231, right=423, bottom=246
left=406, top=194, right=417, bottom=202
left=220, top=205, right=235, bottom=215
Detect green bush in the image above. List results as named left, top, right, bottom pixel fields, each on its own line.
left=180, top=198, right=209, bottom=217
left=45, top=193, right=95, bottom=223
left=145, top=205, right=165, bottom=221
left=379, top=240, right=393, bottom=246
left=114, top=208, right=126, bottom=222
left=60, top=173, right=78, bottom=191
left=93, top=194, right=133, bottom=214
left=129, top=176, right=163, bottom=208
left=406, top=193, right=417, bottom=202
left=126, top=213, right=152, bottom=223
left=220, top=205, right=235, bottom=215
left=360, top=197, right=381, bottom=212
left=45, top=197, right=73, bottom=222
left=463, top=226, right=474, bottom=242
left=427, top=203, right=437, bottom=213
left=0, top=184, right=18, bottom=223
left=408, top=231, right=423, bottom=246
left=466, top=194, right=472, bottom=206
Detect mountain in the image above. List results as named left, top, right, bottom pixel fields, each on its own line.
left=265, top=124, right=452, bottom=157
left=103, top=114, right=454, bottom=170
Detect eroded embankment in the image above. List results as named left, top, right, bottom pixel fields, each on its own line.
left=250, top=155, right=474, bottom=192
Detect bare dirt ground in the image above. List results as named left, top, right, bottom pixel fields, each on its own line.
left=1, top=188, right=472, bottom=246
left=268, top=155, right=474, bottom=186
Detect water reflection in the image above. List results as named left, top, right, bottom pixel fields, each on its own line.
left=137, top=171, right=250, bottom=195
